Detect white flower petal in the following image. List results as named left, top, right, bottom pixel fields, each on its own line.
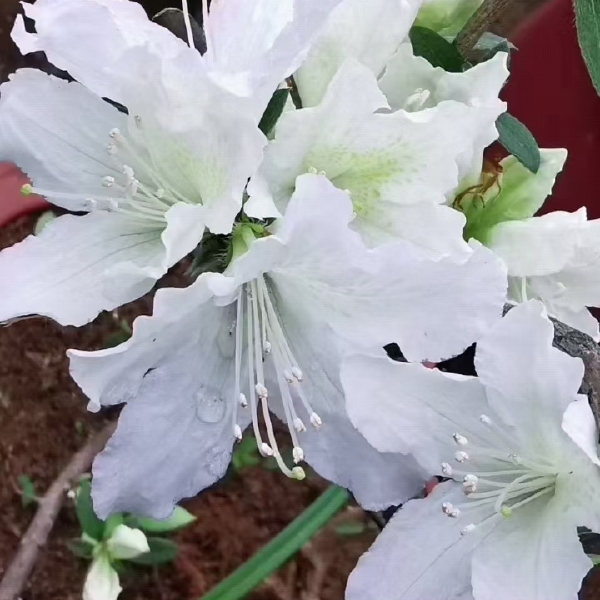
left=0, top=212, right=166, bottom=326
left=0, top=69, right=126, bottom=212
left=295, top=0, right=422, bottom=107
left=544, top=303, right=600, bottom=341
left=258, top=174, right=507, bottom=362
left=562, top=396, right=600, bottom=467
left=265, top=330, right=426, bottom=510
left=14, top=0, right=188, bottom=104
left=83, top=554, right=121, bottom=600
left=71, top=277, right=246, bottom=519
left=342, top=354, right=489, bottom=474
left=487, top=210, right=586, bottom=277
left=474, top=301, right=585, bottom=443
left=106, top=524, right=149, bottom=560
left=346, top=482, right=493, bottom=600
left=471, top=497, right=592, bottom=600
left=203, top=0, right=344, bottom=118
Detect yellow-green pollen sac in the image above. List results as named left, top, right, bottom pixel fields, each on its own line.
left=440, top=413, right=559, bottom=536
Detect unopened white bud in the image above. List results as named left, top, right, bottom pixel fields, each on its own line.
left=310, top=412, right=322, bottom=429
left=291, top=466, right=306, bottom=480
left=292, top=447, right=304, bottom=464
left=454, top=451, right=469, bottom=463
left=260, top=443, right=274, bottom=457
left=233, top=424, right=243, bottom=442
left=291, top=366, right=303, bottom=381
left=255, top=384, right=268, bottom=399
left=239, top=393, right=248, bottom=408
left=293, top=417, right=306, bottom=432
left=441, top=462, right=453, bottom=476
left=461, top=524, right=476, bottom=536
left=453, top=433, right=468, bottom=446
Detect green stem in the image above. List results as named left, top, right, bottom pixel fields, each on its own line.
left=199, top=485, right=350, bottom=600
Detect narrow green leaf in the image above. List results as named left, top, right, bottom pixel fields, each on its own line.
left=496, top=113, right=541, bottom=174
left=199, top=485, right=350, bottom=600
left=258, top=89, right=290, bottom=136
left=335, top=521, right=367, bottom=537
left=409, top=26, right=466, bottom=72
left=18, top=475, right=37, bottom=508
left=131, top=506, right=196, bottom=534
left=67, top=539, right=96, bottom=560
left=574, top=0, right=600, bottom=95
left=76, top=479, right=105, bottom=541
left=128, top=537, right=179, bottom=565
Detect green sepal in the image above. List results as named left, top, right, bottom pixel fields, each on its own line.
left=18, top=475, right=38, bottom=508
left=76, top=478, right=105, bottom=542
left=67, top=538, right=97, bottom=560
left=409, top=26, right=467, bottom=72
left=127, top=506, right=196, bottom=534
left=496, top=113, right=541, bottom=174
left=128, top=537, right=179, bottom=565
left=259, top=89, right=290, bottom=137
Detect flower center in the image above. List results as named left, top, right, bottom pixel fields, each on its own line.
left=439, top=414, right=559, bottom=535
left=22, top=117, right=192, bottom=226
left=230, top=275, right=322, bottom=480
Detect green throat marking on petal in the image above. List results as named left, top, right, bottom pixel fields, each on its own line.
left=303, top=144, right=415, bottom=217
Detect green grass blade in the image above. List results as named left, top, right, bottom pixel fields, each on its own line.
left=199, top=485, right=350, bottom=600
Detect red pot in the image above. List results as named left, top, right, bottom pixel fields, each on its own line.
left=502, top=0, right=600, bottom=217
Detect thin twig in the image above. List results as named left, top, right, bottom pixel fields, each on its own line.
left=455, top=0, right=516, bottom=57
left=0, top=422, right=116, bottom=600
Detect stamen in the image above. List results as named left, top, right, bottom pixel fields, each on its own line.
left=310, top=412, right=323, bottom=429
left=461, top=524, right=477, bottom=536
left=260, top=443, right=274, bottom=457
left=453, top=433, right=468, bottom=446
left=239, top=393, right=248, bottom=408
left=441, top=462, right=453, bottom=476
left=233, top=424, right=243, bottom=442
left=454, top=451, right=469, bottom=463
left=293, top=447, right=305, bottom=464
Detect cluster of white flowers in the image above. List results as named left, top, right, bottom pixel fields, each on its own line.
left=1, top=0, right=600, bottom=598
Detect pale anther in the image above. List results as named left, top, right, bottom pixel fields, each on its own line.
left=310, top=412, right=323, bottom=429
left=284, top=370, right=294, bottom=383
left=454, top=450, right=469, bottom=463
left=461, top=524, right=476, bottom=536
left=291, top=366, right=303, bottom=381
left=453, top=433, right=468, bottom=446
left=260, top=443, right=274, bottom=457
left=442, top=502, right=454, bottom=515
left=107, top=143, right=117, bottom=156
left=307, top=166, right=318, bottom=174
left=501, top=506, right=513, bottom=518
left=239, top=393, right=248, bottom=408
left=293, top=417, right=306, bottom=432
left=102, top=176, right=115, bottom=188
left=441, top=462, right=453, bottom=476
left=263, top=340, right=272, bottom=354
left=480, top=414, right=493, bottom=425
left=109, top=128, right=121, bottom=138
left=255, top=383, right=268, bottom=399
left=292, top=447, right=304, bottom=464
left=233, top=424, right=243, bottom=442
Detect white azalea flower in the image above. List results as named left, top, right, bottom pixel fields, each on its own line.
left=379, top=46, right=508, bottom=186
left=415, top=0, right=484, bottom=39
left=68, top=174, right=506, bottom=519
left=0, top=30, right=264, bottom=326
left=248, top=59, right=502, bottom=258
left=13, top=0, right=346, bottom=123
left=83, top=525, right=149, bottom=600
left=294, top=0, right=423, bottom=108
left=343, top=301, right=600, bottom=600
left=460, top=148, right=600, bottom=339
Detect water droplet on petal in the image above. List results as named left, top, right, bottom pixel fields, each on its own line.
left=196, top=393, right=226, bottom=424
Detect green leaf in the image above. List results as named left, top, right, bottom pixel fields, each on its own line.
left=232, top=435, right=261, bottom=471
left=76, top=479, right=105, bottom=541
left=33, top=211, right=57, bottom=235
left=67, top=539, right=96, bottom=560
left=258, top=89, right=290, bottom=137
left=130, top=506, right=196, bottom=534
left=18, top=475, right=37, bottom=508
left=575, top=0, right=600, bottom=95
left=409, top=26, right=466, bottom=72
left=496, top=113, right=540, bottom=174
left=128, top=537, right=179, bottom=565
left=199, top=486, right=350, bottom=600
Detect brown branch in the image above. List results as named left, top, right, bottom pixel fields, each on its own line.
left=0, top=422, right=116, bottom=600
left=454, top=0, right=516, bottom=57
